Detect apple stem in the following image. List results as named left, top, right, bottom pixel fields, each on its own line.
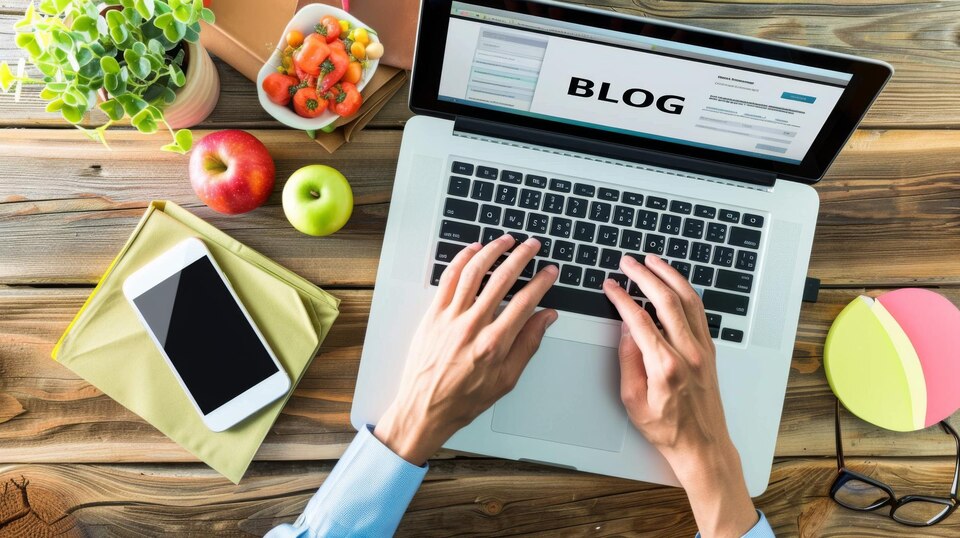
left=310, top=190, right=320, bottom=199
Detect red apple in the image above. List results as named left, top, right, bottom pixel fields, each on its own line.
left=189, top=130, right=275, bottom=214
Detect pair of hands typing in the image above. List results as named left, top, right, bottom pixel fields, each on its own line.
left=373, top=234, right=759, bottom=538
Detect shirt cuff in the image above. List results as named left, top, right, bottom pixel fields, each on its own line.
left=695, top=510, right=774, bottom=538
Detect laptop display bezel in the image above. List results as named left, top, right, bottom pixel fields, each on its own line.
left=409, top=0, right=893, bottom=184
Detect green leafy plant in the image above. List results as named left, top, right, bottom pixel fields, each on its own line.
left=0, top=0, right=215, bottom=153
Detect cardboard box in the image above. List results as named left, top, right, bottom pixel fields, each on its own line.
left=200, top=0, right=416, bottom=151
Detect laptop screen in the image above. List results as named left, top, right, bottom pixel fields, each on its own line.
left=437, top=1, right=851, bottom=165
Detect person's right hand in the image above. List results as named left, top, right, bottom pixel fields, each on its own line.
left=603, top=254, right=759, bottom=538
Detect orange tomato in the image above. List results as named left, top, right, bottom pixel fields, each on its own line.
left=350, top=41, right=366, bottom=59
left=344, top=61, right=362, bottom=84
left=286, top=30, right=304, bottom=48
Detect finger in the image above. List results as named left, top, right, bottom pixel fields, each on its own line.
left=473, top=237, right=541, bottom=318
left=603, top=278, right=665, bottom=359
left=619, top=256, right=691, bottom=339
left=491, top=263, right=559, bottom=342
left=642, top=255, right=711, bottom=343
left=619, top=322, right=648, bottom=410
left=498, top=308, right=558, bottom=391
left=449, top=234, right=516, bottom=312
left=433, top=242, right=482, bottom=310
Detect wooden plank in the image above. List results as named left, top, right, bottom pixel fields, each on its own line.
left=3, top=287, right=959, bottom=464
left=4, top=3, right=960, bottom=129
left=2, top=128, right=960, bottom=286
left=1, top=458, right=958, bottom=536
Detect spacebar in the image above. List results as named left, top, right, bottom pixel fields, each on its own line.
left=503, top=281, right=621, bottom=320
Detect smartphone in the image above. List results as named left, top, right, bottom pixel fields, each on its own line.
left=122, top=237, right=291, bottom=432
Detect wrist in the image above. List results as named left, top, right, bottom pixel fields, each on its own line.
left=373, top=404, right=449, bottom=466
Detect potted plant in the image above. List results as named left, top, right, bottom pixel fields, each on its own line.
left=0, top=0, right=220, bottom=153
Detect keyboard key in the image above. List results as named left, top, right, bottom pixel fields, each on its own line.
left=471, top=180, right=494, bottom=201
left=670, top=200, right=692, bottom=214
left=719, top=209, right=740, bottom=223
left=525, top=174, right=548, bottom=188
left=690, top=242, right=712, bottom=263
left=479, top=204, right=501, bottom=225
left=550, top=216, right=572, bottom=238
left=694, top=204, right=717, bottom=219
left=682, top=218, right=704, bottom=239
left=526, top=213, right=549, bottom=234
left=622, top=191, right=644, bottom=206
left=712, top=246, right=734, bottom=267
left=646, top=196, right=668, bottom=210
left=543, top=193, right=565, bottom=214
left=589, top=201, right=612, bottom=222
left=623, top=252, right=645, bottom=264
left=742, top=213, right=764, bottom=228
left=716, top=269, right=754, bottom=293
left=624, top=280, right=644, bottom=298
left=574, top=183, right=596, bottom=197
left=522, top=260, right=535, bottom=279
left=599, top=249, right=622, bottom=270
left=583, top=269, right=605, bottom=289
left=452, top=161, right=473, bottom=175
left=703, top=289, right=749, bottom=316
left=550, top=178, right=571, bottom=192
left=671, top=261, right=692, bottom=279
left=559, top=264, right=583, bottom=286
left=519, top=189, right=541, bottom=210
left=537, top=259, right=559, bottom=272
left=706, top=313, right=722, bottom=328
left=573, top=221, right=596, bottom=242
left=667, top=238, right=689, bottom=259
left=620, top=229, right=643, bottom=251
left=644, top=302, right=660, bottom=326
left=709, top=325, right=720, bottom=338
left=576, top=244, right=599, bottom=266
left=608, top=272, right=628, bottom=289
left=435, top=241, right=465, bottom=262
left=519, top=277, right=625, bottom=319
left=598, top=187, right=619, bottom=201
left=533, top=236, right=552, bottom=257
left=500, top=170, right=522, bottom=183
left=506, top=231, right=528, bottom=244
left=443, top=198, right=478, bottom=221
left=565, top=197, right=588, bottom=218
left=691, top=265, right=714, bottom=286
left=636, top=210, right=658, bottom=231
left=495, top=185, right=518, bottom=205
left=440, top=220, right=480, bottom=243
left=552, top=240, right=575, bottom=261
left=706, top=222, right=727, bottom=242
left=728, top=227, right=761, bottom=249
left=736, top=250, right=758, bottom=272
left=643, top=234, right=665, bottom=255
left=613, top=206, right=635, bottom=226
left=448, top=176, right=470, bottom=197
left=503, top=209, right=525, bottom=230
left=431, top=263, right=446, bottom=285
left=597, top=226, right=619, bottom=246
left=477, top=166, right=498, bottom=180
left=482, top=227, right=503, bottom=244
left=659, top=214, right=682, bottom=235
left=721, top=328, right=744, bottom=343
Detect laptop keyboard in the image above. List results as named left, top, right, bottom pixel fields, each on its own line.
left=430, top=159, right=766, bottom=344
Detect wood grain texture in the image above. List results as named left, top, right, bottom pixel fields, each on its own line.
left=3, top=287, right=959, bottom=464
left=2, top=128, right=959, bottom=286
left=1, top=458, right=959, bottom=537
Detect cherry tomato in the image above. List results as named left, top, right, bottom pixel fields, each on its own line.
left=316, top=15, right=341, bottom=43
left=353, top=28, right=370, bottom=46
left=286, top=30, right=304, bottom=48
left=343, top=61, right=362, bottom=84
left=350, top=41, right=366, bottom=59
left=319, top=40, right=349, bottom=92
left=293, top=87, right=328, bottom=118
left=294, top=33, right=330, bottom=76
left=331, top=82, right=362, bottom=117
left=262, top=72, right=300, bottom=106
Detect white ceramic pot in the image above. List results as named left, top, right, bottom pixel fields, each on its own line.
left=163, top=40, right=220, bottom=129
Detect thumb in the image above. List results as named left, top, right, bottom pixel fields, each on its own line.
left=501, top=309, right=558, bottom=387
left=619, top=322, right=648, bottom=396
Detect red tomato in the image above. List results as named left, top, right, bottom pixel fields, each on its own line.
left=261, top=72, right=299, bottom=106
left=293, top=33, right=330, bottom=76
left=331, top=82, right=362, bottom=117
left=293, top=87, right=328, bottom=118
left=319, top=41, right=349, bottom=92
left=343, top=61, right=362, bottom=84
left=316, top=15, right=341, bottom=42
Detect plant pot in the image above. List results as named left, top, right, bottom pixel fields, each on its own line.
left=162, top=40, right=220, bottom=129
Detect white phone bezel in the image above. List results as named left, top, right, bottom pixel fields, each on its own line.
left=122, top=237, right=291, bottom=432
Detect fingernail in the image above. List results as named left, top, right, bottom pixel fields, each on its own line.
left=468, top=242, right=483, bottom=251
left=524, top=237, right=540, bottom=248
left=622, top=255, right=636, bottom=266
left=603, top=278, right=615, bottom=288
left=646, top=254, right=662, bottom=265
left=499, top=234, right=515, bottom=243
left=543, top=263, right=559, bottom=275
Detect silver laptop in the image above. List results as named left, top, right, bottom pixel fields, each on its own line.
left=352, top=0, right=891, bottom=495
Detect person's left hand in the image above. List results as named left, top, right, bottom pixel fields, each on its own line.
left=373, top=235, right=559, bottom=465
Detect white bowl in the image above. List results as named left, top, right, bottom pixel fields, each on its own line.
left=256, top=4, right=380, bottom=131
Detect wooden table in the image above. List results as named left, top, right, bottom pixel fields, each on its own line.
left=2, top=1, right=959, bottom=535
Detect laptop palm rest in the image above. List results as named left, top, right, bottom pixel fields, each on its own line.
left=491, top=336, right=628, bottom=453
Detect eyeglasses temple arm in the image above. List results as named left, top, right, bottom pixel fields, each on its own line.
left=835, top=398, right=846, bottom=471
left=941, top=420, right=960, bottom=498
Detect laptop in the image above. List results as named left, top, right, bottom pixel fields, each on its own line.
left=352, top=0, right=891, bottom=495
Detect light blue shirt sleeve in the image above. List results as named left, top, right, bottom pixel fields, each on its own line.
left=266, top=425, right=428, bottom=538
left=696, top=510, right=775, bottom=538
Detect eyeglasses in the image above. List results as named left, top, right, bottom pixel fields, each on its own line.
left=830, top=399, right=960, bottom=526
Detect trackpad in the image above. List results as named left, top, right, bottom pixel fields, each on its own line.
left=491, top=337, right=628, bottom=452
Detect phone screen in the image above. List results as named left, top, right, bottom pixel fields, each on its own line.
left=132, top=256, right=280, bottom=414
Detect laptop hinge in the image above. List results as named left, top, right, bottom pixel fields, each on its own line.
left=453, top=116, right=777, bottom=188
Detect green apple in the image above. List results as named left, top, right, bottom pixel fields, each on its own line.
left=282, top=165, right=354, bottom=236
